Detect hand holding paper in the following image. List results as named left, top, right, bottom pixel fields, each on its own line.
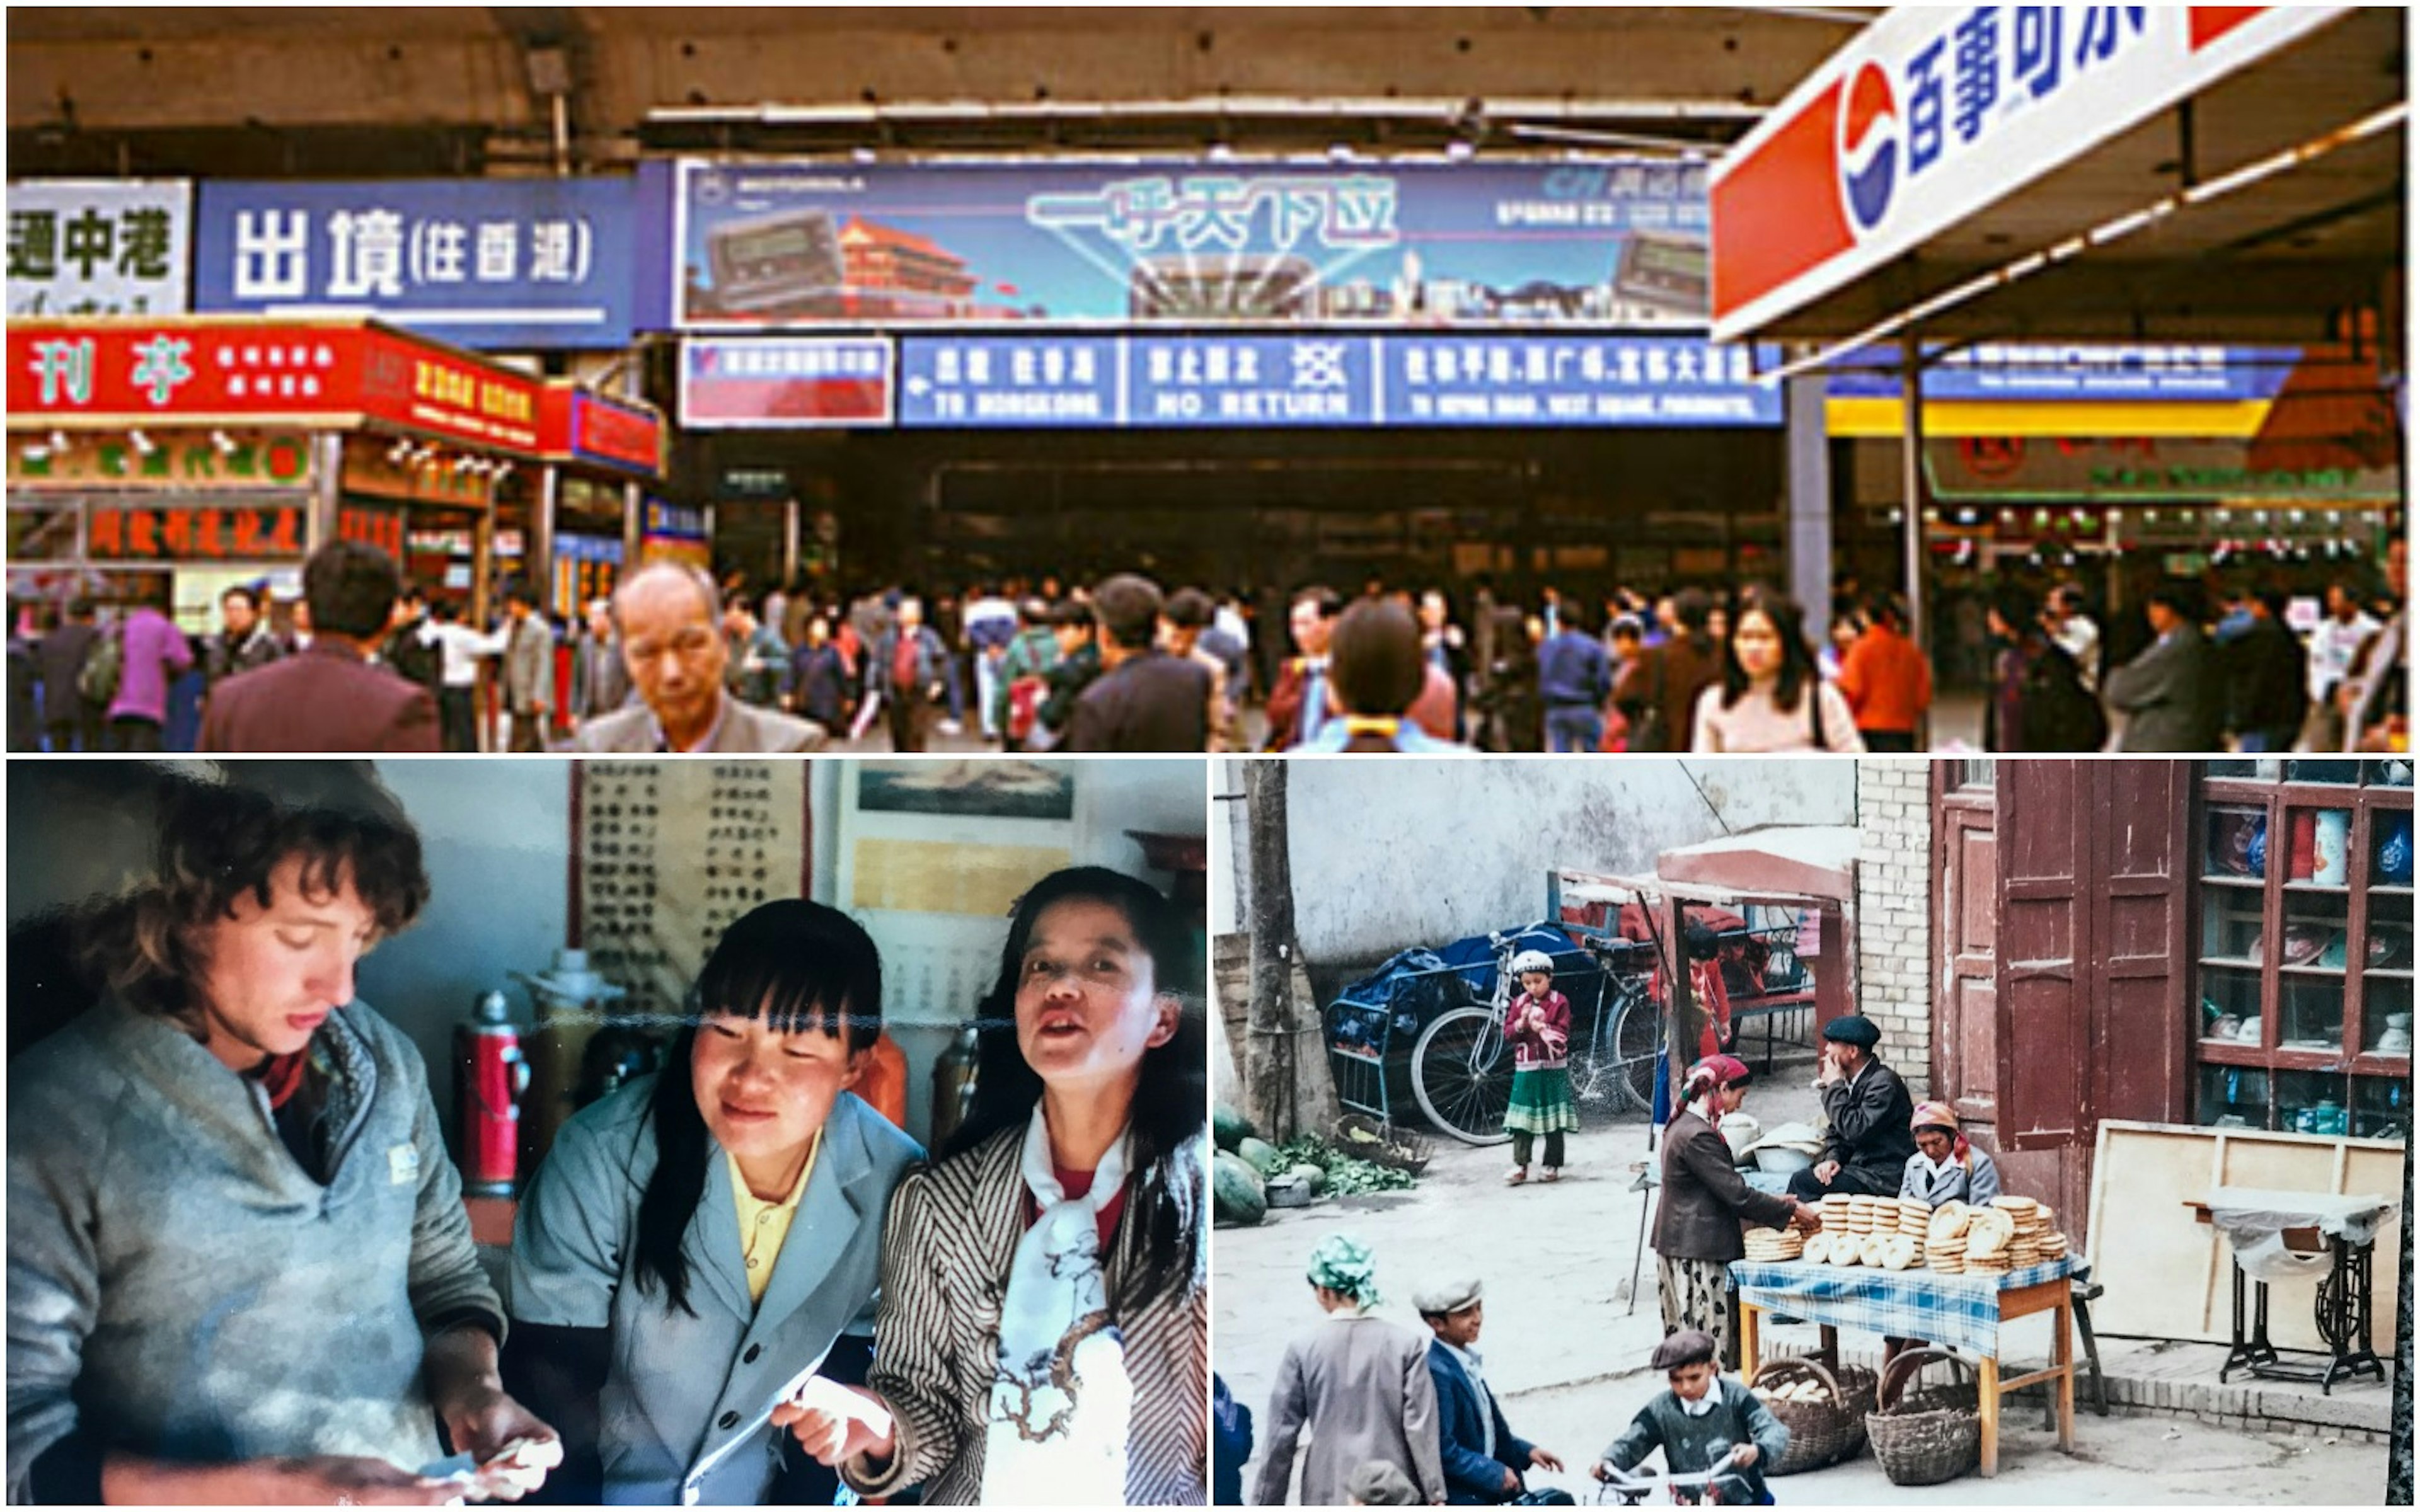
left=771, top=1374, right=897, bottom=1468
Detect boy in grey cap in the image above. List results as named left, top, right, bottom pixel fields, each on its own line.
left=1414, top=1278, right=1565, bottom=1503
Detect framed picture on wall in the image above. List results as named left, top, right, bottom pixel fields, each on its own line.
left=834, top=760, right=1084, bottom=1028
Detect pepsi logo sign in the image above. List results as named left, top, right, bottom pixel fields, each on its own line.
left=1838, top=61, right=1899, bottom=238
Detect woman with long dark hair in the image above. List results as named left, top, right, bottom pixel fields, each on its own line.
left=504, top=900, right=922, bottom=1505
left=1690, top=594, right=1864, bottom=753
left=781, top=866, right=1209, bottom=1504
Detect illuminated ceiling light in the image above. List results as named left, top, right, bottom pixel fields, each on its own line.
left=129, top=429, right=155, bottom=455
left=20, top=443, right=50, bottom=462
left=49, top=430, right=69, bottom=452
left=210, top=429, right=237, bottom=454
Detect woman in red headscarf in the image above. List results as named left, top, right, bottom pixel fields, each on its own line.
left=1651, top=1056, right=1818, bottom=1370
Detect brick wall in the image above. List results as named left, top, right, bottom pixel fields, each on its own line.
left=1856, top=760, right=1934, bottom=1099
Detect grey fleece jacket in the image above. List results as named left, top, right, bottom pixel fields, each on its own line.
left=6, top=998, right=502, bottom=1502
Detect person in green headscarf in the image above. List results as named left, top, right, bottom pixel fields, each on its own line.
left=1252, top=1235, right=1446, bottom=1505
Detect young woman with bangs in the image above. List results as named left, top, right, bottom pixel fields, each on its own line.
left=504, top=900, right=923, bottom=1506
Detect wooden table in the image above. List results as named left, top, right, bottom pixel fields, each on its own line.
left=1735, top=1269, right=2077, bottom=1478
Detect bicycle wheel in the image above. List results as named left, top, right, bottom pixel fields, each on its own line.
left=1568, top=979, right=1622, bottom=1108
left=1410, top=1005, right=1515, bottom=1145
left=1609, top=991, right=1664, bottom=1115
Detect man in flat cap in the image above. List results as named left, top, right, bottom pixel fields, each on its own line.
left=1414, top=1280, right=1564, bottom=1504
left=1785, top=1013, right=1917, bottom=1203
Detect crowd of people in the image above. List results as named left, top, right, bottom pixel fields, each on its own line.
left=8, top=768, right=1209, bottom=1504
left=1221, top=1014, right=2014, bottom=1506
left=9, top=539, right=2404, bottom=756
left=1250, top=548, right=2407, bottom=757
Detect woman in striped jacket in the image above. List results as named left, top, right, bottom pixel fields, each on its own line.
left=781, top=866, right=1209, bottom=1504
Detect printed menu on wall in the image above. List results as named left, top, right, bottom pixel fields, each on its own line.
left=575, top=762, right=810, bottom=1017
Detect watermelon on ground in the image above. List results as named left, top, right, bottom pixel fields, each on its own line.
left=1213, top=1102, right=1257, bottom=1153
left=1237, top=1137, right=1284, bottom=1177
left=1214, top=1152, right=1268, bottom=1227
left=1290, top=1162, right=1327, bottom=1196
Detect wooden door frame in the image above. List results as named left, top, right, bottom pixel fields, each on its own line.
left=1932, top=763, right=1998, bottom=1120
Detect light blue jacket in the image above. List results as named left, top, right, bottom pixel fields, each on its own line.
left=509, top=1078, right=922, bottom=1506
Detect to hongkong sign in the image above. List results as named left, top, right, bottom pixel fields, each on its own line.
left=7, top=318, right=544, bottom=456
left=1710, top=6, right=2354, bottom=341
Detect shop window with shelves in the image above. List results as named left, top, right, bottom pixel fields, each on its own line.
left=2275, top=1068, right=2356, bottom=1137
left=2353, top=1075, right=2412, bottom=1143
left=2192, top=765, right=2411, bottom=1140
left=2200, top=1063, right=2271, bottom=1129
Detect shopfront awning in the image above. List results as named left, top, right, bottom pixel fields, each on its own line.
left=1554, top=823, right=1863, bottom=915
left=1710, top=7, right=2404, bottom=346
left=1652, top=824, right=1862, bottom=905
left=6, top=316, right=548, bottom=458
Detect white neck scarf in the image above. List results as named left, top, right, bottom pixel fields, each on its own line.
left=982, top=1105, right=1134, bottom=1505
left=1678, top=1387, right=1720, bottom=1418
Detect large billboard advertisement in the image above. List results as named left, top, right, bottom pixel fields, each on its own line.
left=671, top=158, right=1714, bottom=329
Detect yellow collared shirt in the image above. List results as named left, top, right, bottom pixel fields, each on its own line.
left=729, top=1128, right=822, bottom=1307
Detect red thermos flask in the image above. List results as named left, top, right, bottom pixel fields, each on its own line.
left=456, top=991, right=527, bottom=1196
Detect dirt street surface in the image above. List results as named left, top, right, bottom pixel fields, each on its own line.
left=1214, top=1091, right=2390, bottom=1505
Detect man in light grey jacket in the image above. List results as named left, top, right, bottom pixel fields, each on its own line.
left=7, top=768, right=556, bottom=1505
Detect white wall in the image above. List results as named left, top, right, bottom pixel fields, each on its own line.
left=359, top=760, right=577, bottom=1101
left=1228, top=757, right=1858, bottom=965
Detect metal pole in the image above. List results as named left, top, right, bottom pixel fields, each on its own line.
left=1899, top=331, right=1928, bottom=740
left=1785, top=367, right=1832, bottom=618
left=534, top=462, right=560, bottom=617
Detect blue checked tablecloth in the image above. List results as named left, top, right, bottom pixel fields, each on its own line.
left=1727, top=1259, right=2076, bottom=1357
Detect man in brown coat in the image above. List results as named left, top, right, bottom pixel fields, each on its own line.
left=1614, top=588, right=1722, bottom=753
left=200, top=541, right=439, bottom=753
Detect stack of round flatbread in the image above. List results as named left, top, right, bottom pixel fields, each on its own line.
left=1992, top=1196, right=2056, bottom=1269
left=1926, top=1201, right=1973, bottom=1273
left=1962, top=1208, right=2017, bottom=1276
left=1745, top=1226, right=1806, bottom=1264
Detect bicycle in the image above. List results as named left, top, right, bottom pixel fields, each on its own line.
left=1591, top=1460, right=1758, bottom=1506
left=1409, top=929, right=1663, bottom=1145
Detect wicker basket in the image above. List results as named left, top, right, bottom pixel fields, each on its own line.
left=1866, top=1348, right=1981, bottom=1486
left=1332, top=1113, right=1434, bottom=1176
left=1749, top=1355, right=1864, bottom=1475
